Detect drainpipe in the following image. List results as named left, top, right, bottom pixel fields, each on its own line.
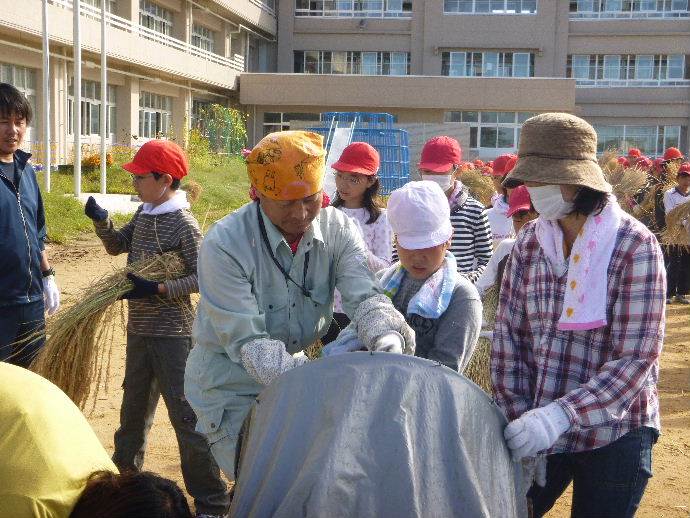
left=42, top=0, right=51, bottom=192
left=74, top=0, right=82, bottom=196
left=100, top=0, right=107, bottom=194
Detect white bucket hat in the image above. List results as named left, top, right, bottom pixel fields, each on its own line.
left=388, top=181, right=453, bottom=250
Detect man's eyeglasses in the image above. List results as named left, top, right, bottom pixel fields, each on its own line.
left=131, top=173, right=155, bottom=182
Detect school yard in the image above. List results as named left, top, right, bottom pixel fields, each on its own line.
left=48, top=234, right=690, bottom=517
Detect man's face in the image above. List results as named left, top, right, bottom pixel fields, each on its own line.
left=260, top=191, right=323, bottom=238
left=677, top=173, right=690, bottom=190
left=396, top=239, right=450, bottom=280
left=0, top=112, right=26, bottom=157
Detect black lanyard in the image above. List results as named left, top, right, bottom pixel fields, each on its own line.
left=256, top=202, right=312, bottom=300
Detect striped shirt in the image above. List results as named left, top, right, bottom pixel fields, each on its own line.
left=492, top=214, right=665, bottom=453
left=448, top=182, right=493, bottom=283
left=94, top=206, right=202, bottom=337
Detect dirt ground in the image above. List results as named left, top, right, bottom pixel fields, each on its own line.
left=49, top=236, right=690, bottom=517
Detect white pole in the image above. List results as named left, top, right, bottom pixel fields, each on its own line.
left=99, top=0, right=107, bottom=194
left=73, top=0, right=81, bottom=196
left=42, top=0, right=51, bottom=192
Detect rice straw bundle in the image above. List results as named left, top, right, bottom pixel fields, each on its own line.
left=459, top=168, right=496, bottom=207
left=605, top=165, right=651, bottom=217
left=661, top=201, right=690, bottom=247
left=28, top=252, right=188, bottom=411
left=463, top=283, right=499, bottom=395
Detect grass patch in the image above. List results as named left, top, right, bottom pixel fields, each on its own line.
left=38, top=156, right=250, bottom=244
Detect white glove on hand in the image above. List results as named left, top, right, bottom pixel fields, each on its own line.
left=240, top=338, right=310, bottom=386
left=43, top=275, right=60, bottom=316
left=504, top=402, right=571, bottom=461
left=372, top=331, right=404, bottom=354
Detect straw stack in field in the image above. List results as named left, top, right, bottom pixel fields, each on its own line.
left=460, top=168, right=496, bottom=207
left=463, top=283, right=499, bottom=395
left=27, top=252, right=188, bottom=411
left=661, top=201, right=690, bottom=247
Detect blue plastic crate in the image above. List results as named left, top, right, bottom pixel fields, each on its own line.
left=309, top=112, right=410, bottom=195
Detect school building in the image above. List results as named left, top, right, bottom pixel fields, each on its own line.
left=0, top=0, right=688, bottom=164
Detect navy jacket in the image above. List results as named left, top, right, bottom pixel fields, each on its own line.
left=0, top=150, right=46, bottom=306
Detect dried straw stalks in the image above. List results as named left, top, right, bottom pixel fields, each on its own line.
left=661, top=201, right=690, bottom=248
left=459, top=168, right=496, bottom=207
left=26, top=252, right=187, bottom=411
left=463, top=283, right=499, bottom=395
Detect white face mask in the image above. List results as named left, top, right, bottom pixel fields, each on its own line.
left=421, top=174, right=454, bottom=191
left=526, top=185, right=574, bottom=221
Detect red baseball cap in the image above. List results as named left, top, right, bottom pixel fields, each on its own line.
left=506, top=185, right=532, bottom=217
left=653, top=157, right=665, bottom=173
left=636, top=156, right=652, bottom=169
left=332, top=142, right=380, bottom=176
left=491, top=153, right=518, bottom=176
left=678, top=162, right=690, bottom=176
left=481, top=165, right=494, bottom=176
left=664, top=147, right=684, bottom=161
left=627, top=148, right=642, bottom=158
left=123, top=140, right=189, bottom=180
left=473, top=159, right=484, bottom=168
left=418, top=136, right=462, bottom=172
left=617, top=156, right=629, bottom=167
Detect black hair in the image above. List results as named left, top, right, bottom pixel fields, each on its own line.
left=570, top=186, right=608, bottom=217
left=152, top=172, right=181, bottom=190
left=332, top=176, right=384, bottom=224
left=0, top=83, right=32, bottom=123
left=70, top=470, right=193, bottom=518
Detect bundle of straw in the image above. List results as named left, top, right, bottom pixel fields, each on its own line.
left=605, top=165, right=651, bottom=217
left=459, top=168, right=496, bottom=207
left=661, top=201, right=690, bottom=247
left=28, top=252, right=187, bottom=410
left=463, top=283, right=499, bottom=395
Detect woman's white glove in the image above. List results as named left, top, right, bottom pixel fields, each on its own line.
left=43, top=275, right=60, bottom=316
left=504, top=402, right=571, bottom=461
left=240, top=338, right=309, bottom=386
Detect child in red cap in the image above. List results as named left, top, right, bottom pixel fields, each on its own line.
left=663, top=162, right=690, bottom=304
left=322, top=142, right=393, bottom=344
left=83, top=140, right=230, bottom=518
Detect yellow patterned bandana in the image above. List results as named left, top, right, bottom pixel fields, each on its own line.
left=247, top=130, right=326, bottom=200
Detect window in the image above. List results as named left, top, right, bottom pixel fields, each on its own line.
left=67, top=79, right=116, bottom=137
left=139, top=0, right=173, bottom=36
left=568, top=53, right=689, bottom=85
left=441, top=51, right=534, bottom=77
left=602, top=55, right=621, bottom=80
left=444, top=111, right=536, bottom=152
left=294, top=51, right=410, bottom=75
left=192, top=25, right=215, bottom=53
left=83, top=0, right=116, bottom=11
left=444, top=0, right=536, bottom=14
left=191, top=99, right=211, bottom=129
left=594, top=124, right=683, bottom=155
left=138, top=91, right=172, bottom=139
left=295, top=0, right=412, bottom=17
left=0, top=63, right=37, bottom=128
left=667, top=54, right=685, bottom=79
left=263, top=112, right=321, bottom=136
left=570, top=0, right=689, bottom=17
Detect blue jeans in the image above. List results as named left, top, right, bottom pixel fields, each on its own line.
left=528, top=426, right=658, bottom=518
left=0, top=300, right=45, bottom=367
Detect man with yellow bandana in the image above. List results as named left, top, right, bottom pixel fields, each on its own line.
left=184, top=131, right=415, bottom=479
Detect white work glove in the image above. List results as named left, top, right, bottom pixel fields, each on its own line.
left=43, top=275, right=60, bottom=316
left=352, top=294, right=416, bottom=354
left=240, top=338, right=310, bottom=386
left=322, top=325, right=366, bottom=357
left=372, top=331, right=404, bottom=354
left=504, top=402, right=571, bottom=462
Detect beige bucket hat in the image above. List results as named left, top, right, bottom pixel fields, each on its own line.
left=503, top=112, right=612, bottom=194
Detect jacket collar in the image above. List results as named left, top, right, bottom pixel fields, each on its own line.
left=258, top=203, right=325, bottom=255
left=14, top=149, right=31, bottom=169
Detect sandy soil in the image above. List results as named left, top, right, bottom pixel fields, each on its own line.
left=48, top=237, right=690, bottom=517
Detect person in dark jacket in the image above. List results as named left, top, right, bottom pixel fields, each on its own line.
left=0, top=83, right=59, bottom=367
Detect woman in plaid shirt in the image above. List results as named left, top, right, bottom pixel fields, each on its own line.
left=493, top=114, right=665, bottom=518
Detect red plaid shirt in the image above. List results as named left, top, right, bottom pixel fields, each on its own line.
left=492, top=213, right=665, bottom=453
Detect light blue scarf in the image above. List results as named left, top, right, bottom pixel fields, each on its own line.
left=380, top=252, right=458, bottom=319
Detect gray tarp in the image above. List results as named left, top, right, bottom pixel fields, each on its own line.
left=231, top=353, right=528, bottom=518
